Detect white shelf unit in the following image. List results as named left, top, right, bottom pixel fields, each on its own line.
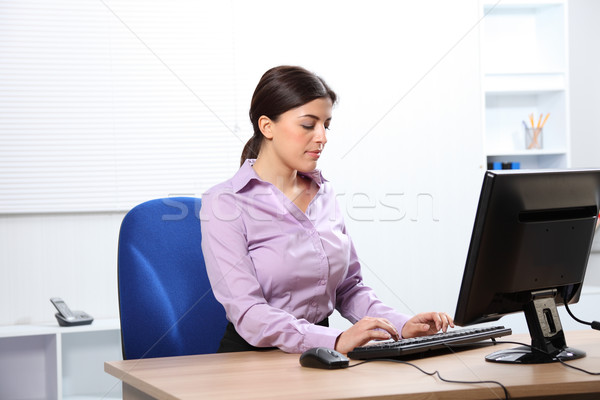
left=0, top=319, right=122, bottom=400
left=481, top=0, right=570, bottom=170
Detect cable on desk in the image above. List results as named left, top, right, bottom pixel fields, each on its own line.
left=344, top=334, right=599, bottom=400
left=493, top=340, right=600, bottom=376
left=345, top=358, right=509, bottom=400
left=440, top=337, right=600, bottom=376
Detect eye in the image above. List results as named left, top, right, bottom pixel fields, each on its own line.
left=301, top=125, right=315, bottom=130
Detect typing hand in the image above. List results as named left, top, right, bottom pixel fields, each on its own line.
left=402, top=312, right=454, bottom=338
left=334, top=316, right=400, bottom=354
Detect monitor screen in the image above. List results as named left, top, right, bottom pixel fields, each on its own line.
left=454, top=169, right=600, bottom=364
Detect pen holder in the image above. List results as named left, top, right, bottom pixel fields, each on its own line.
left=525, top=127, right=543, bottom=150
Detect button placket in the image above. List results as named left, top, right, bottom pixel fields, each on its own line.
left=285, top=192, right=330, bottom=322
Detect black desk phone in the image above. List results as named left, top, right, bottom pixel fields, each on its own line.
left=50, top=297, right=94, bottom=326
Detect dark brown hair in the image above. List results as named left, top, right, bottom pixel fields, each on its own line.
left=240, top=65, right=337, bottom=166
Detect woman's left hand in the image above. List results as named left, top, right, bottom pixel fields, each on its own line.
left=401, top=312, right=455, bottom=338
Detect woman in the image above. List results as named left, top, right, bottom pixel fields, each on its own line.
left=200, top=65, right=453, bottom=354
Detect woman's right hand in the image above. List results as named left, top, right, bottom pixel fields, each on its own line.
left=334, top=316, right=400, bottom=354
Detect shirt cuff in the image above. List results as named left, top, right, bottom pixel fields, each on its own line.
left=299, top=324, right=343, bottom=353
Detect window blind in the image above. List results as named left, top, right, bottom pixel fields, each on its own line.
left=0, top=0, right=244, bottom=213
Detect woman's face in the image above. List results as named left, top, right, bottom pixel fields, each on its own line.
left=262, top=97, right=333, bottom=173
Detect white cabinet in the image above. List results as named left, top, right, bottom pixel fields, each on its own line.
left=481, top=0, right=570, bottom=169
left=0, top=319, right=122, bottom=400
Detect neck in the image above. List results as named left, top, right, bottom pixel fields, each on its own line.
left=252, top=156, right=299, bottom=194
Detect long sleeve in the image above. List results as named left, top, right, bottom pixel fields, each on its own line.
left=200, top=160, right=411, bottom=354
left=200, top=186, right=341, bottom=354
left=334, top=228, right=411, bottom=337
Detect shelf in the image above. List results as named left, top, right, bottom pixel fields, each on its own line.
left=487, top=153, right=568, bottom=170
left=481, top=0, right=569, bottom=170
left=484, top=73, right=566, bottom=94
left=66, top=397, right=121, bottom=400
left=482, top=1, right=566, bottom=76
left=48, top=318, right=120, bottom=333
left=0, top=318, right=120, bottom=338
left=483, top=0, right=565, bottom=9
left=486, top=149, right=568, bottom=157
left=0, top=323, right=59, bottom=338
left=582, top=286, right=600, bottom=295
left=0, top=319, right=122, bottom=400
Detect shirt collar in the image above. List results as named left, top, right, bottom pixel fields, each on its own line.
left=232, top=159, right=326, bottom=193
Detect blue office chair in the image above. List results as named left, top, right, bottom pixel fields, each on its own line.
left=117, top=197, right=227, bottom=359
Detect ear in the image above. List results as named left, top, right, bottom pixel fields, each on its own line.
left=258, top=115, right=274, bottom=140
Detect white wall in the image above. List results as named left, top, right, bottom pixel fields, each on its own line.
left=569, top=0, right=600, bottom=288
left=2, top=0, right=597, bottom=336
left=0, top=212, right=125, bottom=324
left=563, top=0, right=600, bottom=333
left=501, top=0, right=600, bottom=335
left=569, top=0, right=600, bottom=171
left=0, top=0, right=485, bottom=326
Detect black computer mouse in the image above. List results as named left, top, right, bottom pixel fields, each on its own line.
left=299, top=347, right=350, bottom=369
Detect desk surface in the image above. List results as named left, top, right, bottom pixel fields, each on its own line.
left=105, top=330, right=600, bottom=400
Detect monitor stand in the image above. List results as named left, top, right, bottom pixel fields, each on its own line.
left=485, top=289, right=586, bottom=364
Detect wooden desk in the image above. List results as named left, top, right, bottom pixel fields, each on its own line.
left=105, top=330, right=600, bottom=400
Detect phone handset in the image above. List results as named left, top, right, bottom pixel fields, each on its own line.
left=50, top=297, right=93, bottom=326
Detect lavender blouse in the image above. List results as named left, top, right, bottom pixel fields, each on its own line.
left=200, top=159, right=409, bottom=353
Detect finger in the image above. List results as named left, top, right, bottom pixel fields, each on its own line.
left=360, top=317, right=400, bottom=341
left=337, top=320, right=397, bottom=353
left=367, top=329, right=394, bottom=342
left=442, top=313, right=452, bottom=331
left=425, top=312, right=441, bottom=330
left=437, top=313, right=446, bottom=331
left=439, top=312, right=454, bottom=331
left=378, top=319, right=400, bottom=341
left=373, top=320, right=400, bottom=341
left=432, top=313, right=440, bottom=331
left=354, top=325, right=394, bottom=347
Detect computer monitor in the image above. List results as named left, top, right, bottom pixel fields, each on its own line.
left=454, top=169, right=600, bottom=364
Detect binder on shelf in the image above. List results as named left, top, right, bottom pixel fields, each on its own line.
left=488, top=162, right=520, bottom=170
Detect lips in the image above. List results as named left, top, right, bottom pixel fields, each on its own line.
left=306, top=150, right=321, bottom=159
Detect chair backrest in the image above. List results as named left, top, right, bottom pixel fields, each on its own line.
left=117, top=197, right=227, bottom=359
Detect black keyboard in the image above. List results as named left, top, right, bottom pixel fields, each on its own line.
left=348, top=326, right=512, bottom=360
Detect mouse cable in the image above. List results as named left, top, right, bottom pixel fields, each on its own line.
left=345, top=358, right=509, bottom=400
left=563, top=301, right=600, bottom=331
left=493, top=340, right=600, bottom=376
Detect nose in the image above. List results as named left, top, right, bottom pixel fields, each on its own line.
left=315, top=125, right=328, bottom=145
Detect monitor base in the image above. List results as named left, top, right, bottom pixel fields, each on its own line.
left=485, top=345, right=586, bottom=364
left=487, top=290, right=587, bottom=364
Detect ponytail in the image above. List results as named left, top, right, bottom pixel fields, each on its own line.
left=240, top=135, right=262, bottom=167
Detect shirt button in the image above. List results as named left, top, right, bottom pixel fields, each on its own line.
left=319, top=280, right=326, bottom=285
left=311, top=301, right=318, bottom=307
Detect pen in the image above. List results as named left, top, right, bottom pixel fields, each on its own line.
left=525, top=113, right=549, bottom=149
left=540, top=113, right=550, bottom=128
left=529, top=113, right=535, bottom=129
